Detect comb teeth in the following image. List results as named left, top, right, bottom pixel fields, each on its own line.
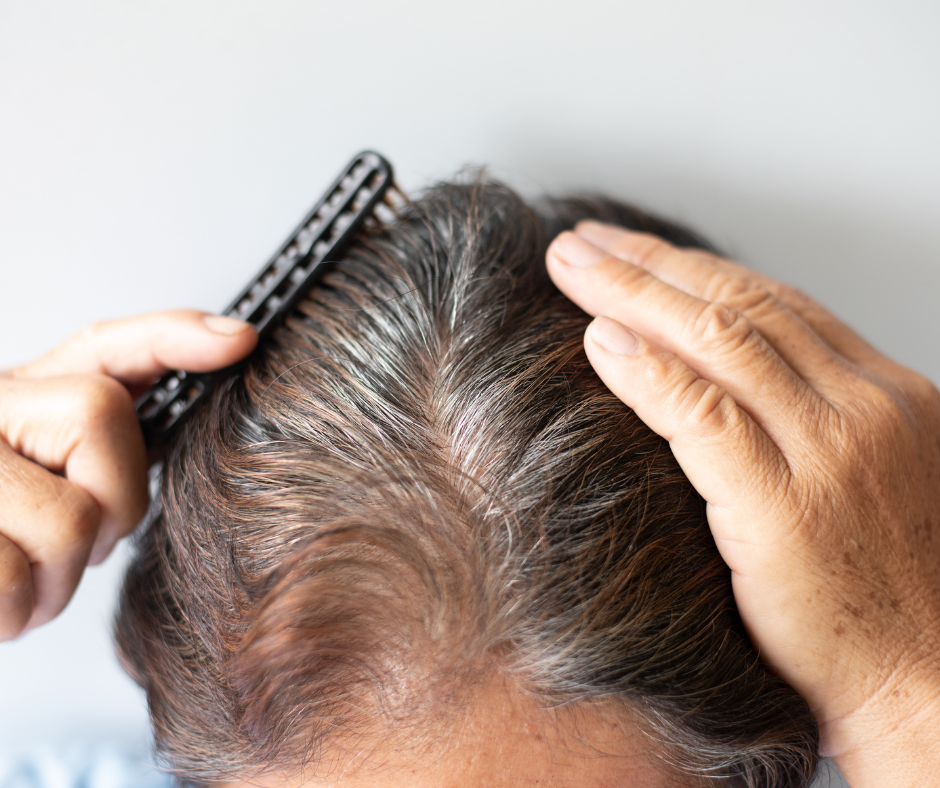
left=135, top=151, right=396, bottom=448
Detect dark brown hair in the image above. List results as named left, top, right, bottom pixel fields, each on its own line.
left=116, top=177, right=819, bottom=786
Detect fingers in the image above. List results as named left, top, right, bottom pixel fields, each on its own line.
left=0, top=375, right=148, bottom=565
left=0, top=531, right=33, bottom=641
left=686, top=248, right=894, bottom=369
left=0, top=309, right=255, bottom=638
left=4, top=309, right=256, bottom=562
left=547, top=231, right=823, bottom=453
left=576, top=221, right=892, bottom=374
left=13, top=310, right=258, bottom=384
left=570, top=222, right=856, bottom=391
left=583, top=316, right=792, bottom=534
left=0, top=438, right=101, bottom=638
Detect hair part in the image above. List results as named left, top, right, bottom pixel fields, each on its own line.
left=116, top=176, right=818, bottom=787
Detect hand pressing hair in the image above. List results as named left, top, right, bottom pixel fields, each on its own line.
left=547, top=223, right=940, bottom=788
left=0, top=311, right=257, bottom=640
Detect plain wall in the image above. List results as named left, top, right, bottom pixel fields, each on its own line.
left=3, top=1, right=939, bottom=784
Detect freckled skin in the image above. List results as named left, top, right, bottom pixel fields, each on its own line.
left=6, top=211, right=940, bottom=788
left=546, top=222, right=940, bottom=787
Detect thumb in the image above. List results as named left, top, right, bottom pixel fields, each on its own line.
left=12, top=310, right=258, bottom=383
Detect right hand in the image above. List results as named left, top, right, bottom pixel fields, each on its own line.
left=547, top=223, right=940, bottom=787
left=0, top=311, right=257, bottom=641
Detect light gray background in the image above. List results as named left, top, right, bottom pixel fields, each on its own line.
left=2, top=1, right=938, bottom=784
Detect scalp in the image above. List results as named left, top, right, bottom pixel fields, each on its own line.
left=115, top=178, right=818, bottom=787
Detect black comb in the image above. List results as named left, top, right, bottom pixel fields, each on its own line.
left=136, top=150, right=395, bottom=448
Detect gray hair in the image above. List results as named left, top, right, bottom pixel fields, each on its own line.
left=116, top=177, right=818, bottom=787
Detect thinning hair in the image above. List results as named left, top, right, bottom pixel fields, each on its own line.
left=116, top=177, right=818, bottom=787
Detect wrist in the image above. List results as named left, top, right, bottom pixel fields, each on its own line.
left=824, top=651, right=940, bottom=788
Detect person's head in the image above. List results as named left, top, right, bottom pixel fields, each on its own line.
left=116, top=177, right=818, bottom=787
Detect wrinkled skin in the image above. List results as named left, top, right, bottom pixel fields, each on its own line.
left=547, top=222, right=940, bottom=788
left=3, top=229, right=940, bottom=786
left=0, top=311, right=256, bottom=637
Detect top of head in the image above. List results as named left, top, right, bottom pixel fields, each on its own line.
left=116, top=176, right=818, bottom=788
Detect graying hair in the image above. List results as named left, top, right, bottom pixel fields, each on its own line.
left=116, top=177, right=818, bottom=787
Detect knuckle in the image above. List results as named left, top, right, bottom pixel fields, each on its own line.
left=55, top=485, right=101, bottom=551
left=73, top=320, right=108, bottom=354
left=695, top=301, right=739, bottom=335
left=848, top=381, right=909, bottom=452
left=683, top=381, right=741, bottom=438
left=609, top=263, right=656, bottom=301
left=636, top=350, right=679, bottom=391
left=622, top=233, right=675, bottom=270
left=904, top=370, right=940, bottom=412
left=728, top=283, right=778, bottom=319
left=691, top=302, right=758, bottom=356
left=705, top=273, right=780, bottom=319
left=74, top=374, right=133, bottom=428
left=0, top=545, right=33, bottom=640
left=709, top=274, right=756, bottom=303
left=867, top=383, right=906, bottom=424
left=640, top=352, right=740, bottom=438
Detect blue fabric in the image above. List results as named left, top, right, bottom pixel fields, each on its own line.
left=0, top=747, right=174, bottom=788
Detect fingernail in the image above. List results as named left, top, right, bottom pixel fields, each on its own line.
left=204, top=315, right=252, bottom=336
left=590, top=316, right=638, bottom=355
left=553, top=232, right=608, bottom=268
